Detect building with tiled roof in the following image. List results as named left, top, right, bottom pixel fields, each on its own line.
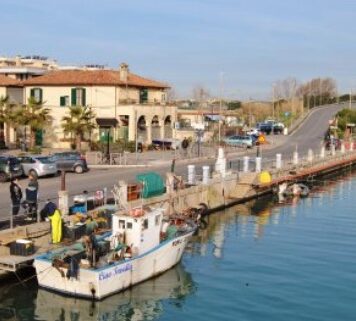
left=23, top=69, right=169, bottom=88
left=19, top=63, right=176, bottom=148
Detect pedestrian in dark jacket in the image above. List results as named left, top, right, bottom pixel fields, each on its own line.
left=10, top=178, right=22, bottom=215
left=25, top=174, right=39, bottom=219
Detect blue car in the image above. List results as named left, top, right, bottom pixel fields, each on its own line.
left=223, top=135, right=254, bottom=148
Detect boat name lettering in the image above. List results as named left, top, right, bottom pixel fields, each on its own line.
left=99, top=263, right=133, bottom=281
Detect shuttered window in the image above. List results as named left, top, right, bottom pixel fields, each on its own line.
left=70, top=88, right=86, bottom=106
left=30, top=88, right=43, bottom=103
left=139, top=88, right=148, bottom=104
left=60, top=96, right=69, bottom=107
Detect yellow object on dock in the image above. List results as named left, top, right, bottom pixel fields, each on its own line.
left=259, top=171, right=272, bottom=184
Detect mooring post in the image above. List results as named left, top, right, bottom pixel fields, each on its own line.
left=341, top=143, right=345, bottom=154
left=320, top=146, right=325, bottom=159
left=202, top=166, right=210, bottom=184
left=215, top=147, right=226, bottom=177
left=293, top=151, right=299, bottom=165
left=188, top=165, right=196, bottom=185
left=331, top=144, right=336, bottom=156
left=276, top=153, right=282, bottom=169
left=243, top=156, right=249, bottom=172
left=255, top=157, right=262, bottom=172
left=307, top=149, right=314, bottom=162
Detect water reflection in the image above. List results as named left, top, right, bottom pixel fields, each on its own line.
left=190, top=170, right=356, bottom=256
left=0, top=264, right=195, bottom=321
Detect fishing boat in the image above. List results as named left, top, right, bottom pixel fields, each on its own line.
left=34, top=207, right=196, bottom=300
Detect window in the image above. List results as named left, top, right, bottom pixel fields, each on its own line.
left=155, top=215, right=160, bottom=226
left=30, top=88, right=43, bottom=103
left=139, top=88, right=148, bottom=104
left=161, top=93, right=166, bottom=103
left=60, top=96, right=69, bottom=107
left=143, top=219, right=148, bottom=229
left=119, top=220, right=125, bottom=229
left=127, top=222, right=133, bottom=229
left=71, top=88, right=86, bottom=106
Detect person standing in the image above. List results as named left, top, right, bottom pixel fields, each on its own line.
left=9, top=178, right=22, bottom=215
left=47, top=203, right=62, bottom=243
left=25, top=174, right=39, bottom=219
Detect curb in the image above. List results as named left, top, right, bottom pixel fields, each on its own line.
left=89, top=164, right=151, bottom=169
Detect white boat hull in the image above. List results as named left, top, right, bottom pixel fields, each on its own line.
left=34, top=231, right=194, bottom=300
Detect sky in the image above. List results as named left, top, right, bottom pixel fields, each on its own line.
left=1, top=0, right=356, bottom=100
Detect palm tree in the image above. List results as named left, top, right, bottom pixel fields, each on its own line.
left=62, top=106, right=96, bottom=151
left=0, top=95, right=18, bottom=146
left=15, top=97, right=52, bottom=148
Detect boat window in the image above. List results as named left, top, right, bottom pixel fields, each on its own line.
left=119, top=220, right=125, bottom=229
left=155, top=215, right=160, bottom=226
left=143, top=219, right=148, bottom=229
left=127, top=222, right=133, bottom=229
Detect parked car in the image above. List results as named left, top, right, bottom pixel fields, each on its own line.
left=152, top=139, right=181, bottom=150
left=0, top=156, right=23, bottom=182
left=50, top=152, right=89, bottom=174
left=257, top=122, right=284, bottom=135
left=223, top=135, right=254, bottom=148
left=17, top=155, right=58, bottom=178
left=246, top=128, right=260, bottom=136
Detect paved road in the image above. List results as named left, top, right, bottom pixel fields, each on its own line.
left=0, top=103, right=348, bottom=219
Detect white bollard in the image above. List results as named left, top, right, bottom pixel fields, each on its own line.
left=341, top=143, right=345, bottom=154
left=293, top=152, right=299, bottom=165
left=217, top=147, right=224, bottom=159
left=320, top=146, right=325, bottom=158
left=307, top=149, right=314, bottom=162
left=331, top=144, right=336, bottom=156
left=188, top=165, right=196, bottom=185
left=276, top=153, right=282, bottom=169
left=243, top=156, right=249, bottom=172
left=215, top=148, right=226, bottom=177
left=202, top=166, right=210, bottom=184
left=255, top=157, right=262, bottom=172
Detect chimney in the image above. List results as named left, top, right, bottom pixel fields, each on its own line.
left=15, top=55, right=22, bottom=67
left=119, top=63, right=129, bottom=82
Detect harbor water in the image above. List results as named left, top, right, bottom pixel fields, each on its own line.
left=1, top=173, right=356, bottom=321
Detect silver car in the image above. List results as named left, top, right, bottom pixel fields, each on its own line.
left=18, top=155, right=58, bottom=178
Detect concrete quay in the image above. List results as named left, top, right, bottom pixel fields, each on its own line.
left=0, top=144, right=355, bottom=274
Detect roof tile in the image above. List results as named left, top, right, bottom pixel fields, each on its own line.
left=22, top=70, right=169, bottom=88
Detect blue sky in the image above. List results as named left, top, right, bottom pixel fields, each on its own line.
left=1, top=0, right=355, bottom=99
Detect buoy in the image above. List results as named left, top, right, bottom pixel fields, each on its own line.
left=259, top=171, right=271, bottom=184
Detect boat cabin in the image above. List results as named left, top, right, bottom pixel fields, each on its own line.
left=112, top=208, right=163, bottom=256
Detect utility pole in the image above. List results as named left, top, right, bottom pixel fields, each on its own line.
left=350, top=89, right=352, bottom=110
left=319, top=78, right=322, bottom=106
left=218, top=72, right=224, bottom=143
left=135, top=109, right=138, bottom=162
left=308, top=81, right=311, bottom=112
left=272, top=84, right=275, bottom=119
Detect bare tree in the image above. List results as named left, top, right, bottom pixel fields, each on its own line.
left=166, top=87, right=176, bottom=103
left=274, top=77, right=298, bottom=100
left=192, top=86, right=210, bottom=103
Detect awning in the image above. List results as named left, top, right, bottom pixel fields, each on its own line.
left=96, top=118, right=118, bottom=127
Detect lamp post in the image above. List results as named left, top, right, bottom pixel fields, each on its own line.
left=106, top=127, right=110, bottom=162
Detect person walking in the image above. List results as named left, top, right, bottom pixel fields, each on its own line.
left=9, top=178, right=22, bottom=215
